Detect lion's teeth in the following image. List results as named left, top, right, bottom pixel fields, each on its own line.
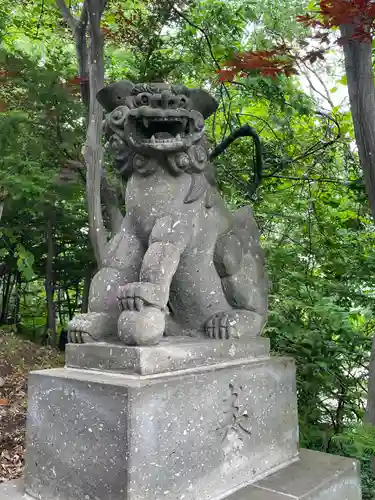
left=151, top=135, right=156, bottom=144
left=143, top=117, right=149, bottom=128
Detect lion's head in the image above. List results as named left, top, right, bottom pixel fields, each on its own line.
left=97, top=80, right=218, bottom=155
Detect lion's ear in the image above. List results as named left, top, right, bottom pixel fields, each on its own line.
left=188, top=88, right=218, bottom=120
left=97, top=80, right=134, bottom=112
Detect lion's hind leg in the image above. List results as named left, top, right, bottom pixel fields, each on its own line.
left=210, top=206, right=268, bottom=338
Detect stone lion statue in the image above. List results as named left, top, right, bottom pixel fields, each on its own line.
left=68, top=80, right=268, bottom=346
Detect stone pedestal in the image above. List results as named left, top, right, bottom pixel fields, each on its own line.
left=0, top=449, right=361, bottom=500
left=0, top=337, right=362, bottom=500
left=24, top=338, right=299, bottom=500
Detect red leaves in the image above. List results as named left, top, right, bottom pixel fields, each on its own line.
left=0, top=100, right=8, bottom=113
left=0, top=70, right=18, bottom=79
left=296, top=13, right=325, bottom=28
left=66, top=75, right=89, bottom=87
left=218, top=0, right=375, bottom=83
left=297, top=0, right=375, bottom=33
left=218, top=0, right=375, bottom=84
left=101, top=26, right=111, bottom=35
left=296, top=14, right=313, bottom=25
left=218, top=49, right=297, bottom=82
left=295, top=0, right=375, bottom=49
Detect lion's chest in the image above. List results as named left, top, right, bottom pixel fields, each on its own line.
left=125, top=169, right=193, bottom=241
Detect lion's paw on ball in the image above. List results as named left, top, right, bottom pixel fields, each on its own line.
left=117, top=306, right=165, bottom=346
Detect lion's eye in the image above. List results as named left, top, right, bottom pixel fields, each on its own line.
left=179, top=96, right=188, bottom=108
left=136, top=93, right=150, bottom=106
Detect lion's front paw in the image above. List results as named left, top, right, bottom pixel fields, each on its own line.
left=117, top=282, right=167, bottom=311
left=204, top=311, right=240, bottom=340
left=67, top=312, right=118, bottom=344
left=68, top=327, right=92, bottom=344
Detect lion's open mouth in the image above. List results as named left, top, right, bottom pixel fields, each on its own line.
left=129, top=114, right=195, bottom=144
left=107, top=106, right=205, bottom=151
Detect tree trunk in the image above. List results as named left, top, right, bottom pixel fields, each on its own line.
left=44, top=207, right=57, bottom=347
left=83, top=0, right=108, bottom=266
left=57, top=286, right=64, bottom=326
left=368, top=335, right=375, bottom=472
left=339, top=23, right=375, bottom=473
left=340, top=24, right=375, bottom=217
left=0, top=188, right=6, bottom=224
left=65, top=288, right=74, bottom=319
left=56, top=0, right=121, bottom=267
left=0, top=272, right=13, bottom=323
left=81, top=266, right=92, bottom=313
left=101, top=173, right=123, bottom=234
left=12, top=271, right=21, bottom=329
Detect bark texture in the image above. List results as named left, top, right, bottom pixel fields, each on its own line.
left=83, top=0, right=108, bottom=266
left=340, top=24, right=375, bottom=216
left=56, top=0, right=120, bottom=267
left=0, top=188, right=6, bottom=224
left=44, top=207, right=57, bottom=347
left=340, top=23, right=375, bottom=473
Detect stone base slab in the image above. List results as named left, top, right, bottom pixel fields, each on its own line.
left=23, top=355, right=298, bottom=500
left=227, top=449, right=361, bottom=499
left=0, top=450, right=361, bottom=499
left=65, top=337, right=270, bottom=375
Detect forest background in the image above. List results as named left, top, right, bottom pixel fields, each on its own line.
left=1, top=0, right=375, bottom=497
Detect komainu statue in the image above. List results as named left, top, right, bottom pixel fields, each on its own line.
left=68, top=81, right=268, bottom=346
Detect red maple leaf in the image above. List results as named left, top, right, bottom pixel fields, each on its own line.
left=0, top=69, right=18, bottom=78
left=217, top=69, right=237, bottom=82
left=298, top=0, right=375, bottom=28
left=296, top=14, right=313, bottom=25
left=218, top=48, right=296, bottom=81
left=259, top=67, right=282, bottom=78
left=67, top=75, right=89, bottom=86
left=221, top=0, right=375, bottom=84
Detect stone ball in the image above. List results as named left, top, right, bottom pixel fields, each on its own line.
left=117, top=307, right=165, bottom=346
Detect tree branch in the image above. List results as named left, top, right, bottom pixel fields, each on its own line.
left=82, top=0, right=108, bottom=265
left=56, top=0, right=122, bottom=266
left=172, top=5, right=239, bottom=132
left=55, top=0, right=79, bottom=31
left=298, top=60, right=334, bottom=109
left=64, top=160, right=123, bottom=236
left=172, top=6, right=220, bottom=71
left=0, top=187, right=7, bottom=224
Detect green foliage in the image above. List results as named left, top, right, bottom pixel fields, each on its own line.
left=0, top=0, right=374, bottom=496
left=334, top=423, right=375, bottom=457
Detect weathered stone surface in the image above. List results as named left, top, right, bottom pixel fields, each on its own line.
left=24, top=355, right=298, bottom=500
left=68, top=81, right=268, bottom=347
left=0, top=480, right=28, bottom=500
left=65, top=337, right=270, bottom=375
left=0, top=450, right=361, bottom=500
left=227, top=449, right=361, bottom=499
